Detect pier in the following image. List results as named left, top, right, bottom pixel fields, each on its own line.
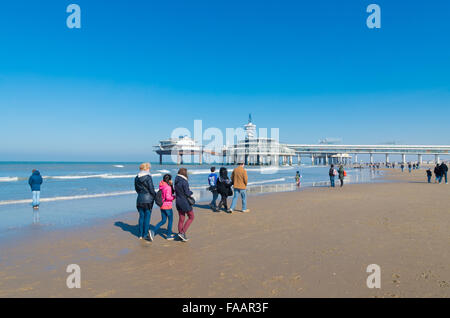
left=287, top=144, right=450, bottom=165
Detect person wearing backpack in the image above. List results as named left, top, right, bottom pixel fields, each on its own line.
left=216, top=167, right=233, bottom=213
left=175, top=168, right=195, bottom=242
left=135, top=163, right=157, bottom=241
left=329, top=164, right=336, bottom=188
left=208, top=167, right=219, bottom=211
left=153, top=174, right=176, bottom=240
left=338, top=165, right=345, bottom=187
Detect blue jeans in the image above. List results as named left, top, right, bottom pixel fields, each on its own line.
left=210, top=190, right=219, bottom=208
left=444, top=172, right=448, bottom=183
left=330, top=176, right=335, bottom=187
left=137, top=208, right=152, bottom=238
left=32, top=191, right=40, bottom=206
left=427, top=175, right=431, bottom=183
left=153, top=209, right=173, bottom=237
left=230, top=189, right=247, bottom=211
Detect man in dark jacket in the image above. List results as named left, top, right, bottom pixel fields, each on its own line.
left=28, top=169, right=43, bottom=209
left=434, top=164, right=442, bottom=183
left=440, top=162, right=448, bottom=184
left=134, top=163, right=157, bottom=240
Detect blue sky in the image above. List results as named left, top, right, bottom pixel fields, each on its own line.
left=0, top=0, right=449, bottom=161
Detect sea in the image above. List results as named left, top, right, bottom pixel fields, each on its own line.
left=0, top=162, right=383, bottom=240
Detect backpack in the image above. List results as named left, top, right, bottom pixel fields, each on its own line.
left=333, top=169, right=338, bottom=176
left=155, top=190, right=163, bottom=207
left=343, top=170, right=347, bottom=177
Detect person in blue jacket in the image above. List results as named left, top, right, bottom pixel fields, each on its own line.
left=28, top=169, right=43, bottom=209
left=207, top=167, right=218, bottom=211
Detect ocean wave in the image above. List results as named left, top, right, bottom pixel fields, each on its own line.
left=44, top=173, right=162, bottom=180
left=247, top=178, right=286, bottom=186
left=0, top=177, right=19, bottom=182
left=0, top=191, right=136, bottom=206
left=113, top=165, right=125, bottom=168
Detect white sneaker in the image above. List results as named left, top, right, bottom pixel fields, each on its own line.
left=241, top=209, right=250, bottom=213
left=148, top=230, right=154, bottom=241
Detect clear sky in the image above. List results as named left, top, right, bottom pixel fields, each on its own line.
left=0, top=0, right=449, bottom=161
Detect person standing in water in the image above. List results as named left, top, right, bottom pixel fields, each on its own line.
left=295, top=171, right=301, bottom=187
left=175, top=168, right=195, bottom=242
left=134, top=163, right=156, bottom=241
left=153, top=174, right=176, bottom=240
left=208, top=167, right=219, bottom=211
left=216, top=167, right=233, bottom=213
left=28, top=169, right=43, bottom=209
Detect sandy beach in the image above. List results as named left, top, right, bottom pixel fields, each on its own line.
left=0, top=168, right=449, bottom=298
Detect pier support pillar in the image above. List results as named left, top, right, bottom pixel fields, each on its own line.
left=385, top=154, right=390, bottom=165
left=199, top=152, right=203, bottom=165
left=370, top=153, right=374, bottom=164
left=435, top=154, right=440, bottom=164
left=289, top=156, right=293, bottom=166
left=354, top=154, right=358, bottom=164
left=311, top=154, right=315, bottom=166
left=418, top=154, right=423, bottom=164
left=402, top=154, right=406, bottom=164
left=297, top=154, right=301, bottom=165
left=159, top=153, right=163, bottom=165
left=325, top=155, right=328, bottom=166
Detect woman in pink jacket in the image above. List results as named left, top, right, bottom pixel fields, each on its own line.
left=152, top=174, right=176, bottom=240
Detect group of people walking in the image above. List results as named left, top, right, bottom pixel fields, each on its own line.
left=207, top=163, right=250, bottom=213
left=135, top=162, right=250, bottom=243
left=135, top=163, right=195, bottom=242
left=427, top=162, right=448, bottom=184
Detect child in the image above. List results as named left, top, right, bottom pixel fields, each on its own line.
left=426, top=169, right=432, bottom=183
left=295, top=171, right=301, bottom=187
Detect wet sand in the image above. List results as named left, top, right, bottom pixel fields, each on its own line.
left=0, top=168, right=449, bottom=297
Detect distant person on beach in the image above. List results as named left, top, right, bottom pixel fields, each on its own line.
left=208, top=167, right=218, bottom=211
left=434, top=164, right=442, bottom=183
left=28, top=169, right=43, bottom=209
left=440, top=162, right=448, bottom=184
left=408, top=163, right=412, bottom=173
left=426, top=169, right=432, bottom=183
left=229, top=163, right=249, bottom=213
left=329, top=164, right=337, bottom=188
left=134, top=163, right=157, bottom=241
left=401, top=163, right=404, bottom=172
left=216, top=167, right=233, bottom=213
left=295, top=171, right=301, bottom=187
left=175, top=168, right=195, bottom=242
left=153, top=174, right=176, bottom=240
left=338, top=165, right=345, bottom=187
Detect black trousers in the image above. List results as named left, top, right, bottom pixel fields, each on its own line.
left=217, top=194, right=228, bottom=210
left=339, top=178, right=344, bottom=187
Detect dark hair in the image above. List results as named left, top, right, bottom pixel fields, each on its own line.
left=210, top=167, right=216, bottom=172
left=32, top=169, right=37, bottom=173
left=219, top=167, right=228, bottom=178
left=331, top=164, right=334, bottom=168
left=178, top=168, right=188, bottom=179
left=163, top=174, right=172, bottom=183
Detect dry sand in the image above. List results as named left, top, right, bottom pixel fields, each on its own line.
left=0, top=168, right=449, bottom=298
